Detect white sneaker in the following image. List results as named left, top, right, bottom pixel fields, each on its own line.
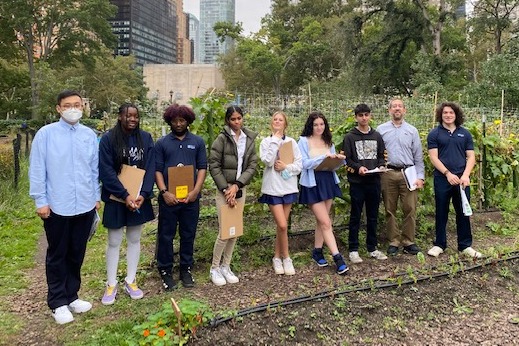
left=282, top=257, right=296, bottom=276
left=272, top=257, right=284, bottom=275
left=210, top=268, right=226, bottom=286
left=369, top=250, right=388, bottom=260
left=68, top=299, right=92, bottom=313
left=52, top=305, right=74, bottom=324
left=427, top=246, right=444, bottom=257
left=461, top=247, right=482, bottom=259
left=349, top=251, right=363, bottom=264
left=220, top=265, right=239, bottom=284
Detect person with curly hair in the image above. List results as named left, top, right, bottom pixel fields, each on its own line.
left=426, top=102, right=481, bottom=259
left=155, top=104, right=207, bottom=290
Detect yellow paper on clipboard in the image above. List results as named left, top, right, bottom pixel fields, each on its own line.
left=168, top=165, right=194, bottom=199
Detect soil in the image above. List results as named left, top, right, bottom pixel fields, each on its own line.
left=6, top=210, right=519, bottom=345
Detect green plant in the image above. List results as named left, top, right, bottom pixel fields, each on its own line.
left=129, top=299, right=214, bottom=346
left=452, top=297, right=473, bottom=314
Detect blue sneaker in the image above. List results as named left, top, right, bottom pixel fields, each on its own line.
left=312, top=248, right=329, bottom=267
left=333, top=254, right=349, bottom=275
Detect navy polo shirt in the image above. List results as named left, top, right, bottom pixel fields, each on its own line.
left=427, top=125, right=474, bottom=176
left=155, top=131, right=208, bottom=188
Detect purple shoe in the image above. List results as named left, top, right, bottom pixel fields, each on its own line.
left=125, top=281, right=144, bottom=300
left=102, top=284, right=117, bottom=305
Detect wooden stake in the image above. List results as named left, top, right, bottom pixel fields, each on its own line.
left=171, top=298, right=182, bottom=337
left=500, top=89, right=504, bottom=136
left=432, top=91, right=438, bottom=129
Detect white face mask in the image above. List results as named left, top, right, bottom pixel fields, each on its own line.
left=61, top=108, right=83, bottom=123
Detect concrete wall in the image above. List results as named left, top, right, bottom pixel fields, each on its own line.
left=143, top=64, right=225, bottom=105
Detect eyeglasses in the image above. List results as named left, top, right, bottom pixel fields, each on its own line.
left=60, top=103, right=83, bottom=111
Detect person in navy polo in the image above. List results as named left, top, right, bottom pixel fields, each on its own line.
left=155, top=104, right=207, bottom=290
left=426, top=102, right=481, bottom=259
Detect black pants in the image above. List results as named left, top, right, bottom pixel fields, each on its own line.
left=156, top=198, right=200, bottom=273
left=44, top=209, right=94, bottom=310
left=348, top=182, right=381, bottom=252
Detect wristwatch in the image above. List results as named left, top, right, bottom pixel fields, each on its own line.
left=160, top=189, right=167, bottom=195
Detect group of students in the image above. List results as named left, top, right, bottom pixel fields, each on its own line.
left=29, top=90, right=481, bottom=325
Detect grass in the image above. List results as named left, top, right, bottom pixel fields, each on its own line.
left=0, top=160, right=42, bottom=339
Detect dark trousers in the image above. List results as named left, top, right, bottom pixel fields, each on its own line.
left=156, top=198, right=200, bottom=273
left=348, top=182, right=381, bottom=252
left=433, top=175, right=472, bottom=251
left=44, top=209, right=94, bottom=310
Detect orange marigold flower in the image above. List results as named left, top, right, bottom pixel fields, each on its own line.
left=143, top=329, right=150, bottom=337
left=158, top=329, right=166, bottom=337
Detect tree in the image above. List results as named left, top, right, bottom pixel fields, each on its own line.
left=0, top=0, right=117, bottom=119
left=0, top=59, right=30, bottom=119
left=470, top=0, right=519, bottom=54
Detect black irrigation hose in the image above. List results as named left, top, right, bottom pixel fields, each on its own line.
left=209, top=251, right=519, bottom=327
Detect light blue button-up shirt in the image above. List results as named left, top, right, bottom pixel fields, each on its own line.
left=29, top=118, right=100, bottom=216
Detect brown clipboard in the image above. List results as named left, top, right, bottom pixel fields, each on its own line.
left=278, top=141, right=294, bottom=164
left=315, top=157, right=345, bottom=171
left=109, top=164, right=145, bottom=203
left=168, top=165, right=194, bottom=199
left=219, top=202, right=244, bottom=240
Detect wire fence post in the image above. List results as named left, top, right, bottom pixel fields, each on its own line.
left=12, top=133, right=21, bottom=189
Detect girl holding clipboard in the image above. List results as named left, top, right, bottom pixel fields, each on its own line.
left=258, top=111, right=302, bottom=275
left=99, top=103, right=155, bottom=304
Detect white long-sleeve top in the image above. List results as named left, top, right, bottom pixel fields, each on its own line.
left=260, top=135, right=302, bottom=196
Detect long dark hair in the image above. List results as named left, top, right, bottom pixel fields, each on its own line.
left=110, top=103, right=144, bottom=173
left=300, top=111, right=333, bottom=147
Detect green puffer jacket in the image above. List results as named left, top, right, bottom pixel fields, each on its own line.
left=209, top=125, right=258, bottom=191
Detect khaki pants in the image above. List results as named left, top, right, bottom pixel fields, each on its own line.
left=211, top=188, right=246, bottom=268
left=381, top=170, right=417, bottom=247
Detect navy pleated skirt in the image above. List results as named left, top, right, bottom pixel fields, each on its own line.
left=258, top=192, right=298, bottom=205
left=299, top=171, right=342, bottom=204
left=102, top=199, right=155, bottom=229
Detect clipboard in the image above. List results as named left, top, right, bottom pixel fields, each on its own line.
left=402, top=166, right=418, bottom=191
left=278, top=141, right=294, bottom=164
left=315, top=157, right=345, bottom=171
left=109, top=164, right=145, bottom=203
left=220, top=202, right=245, bottom=240
left=168, top=165, right=194, bottom=199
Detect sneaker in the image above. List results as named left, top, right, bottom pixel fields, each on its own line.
left=210, top=268, right=226, bottom=286
left=403, top=244, right=421, bottom=255
left=349, top=251, right=363, bottom=264
left=52, top=305, right=74, bottom=325
left=387, top=245, right=399, bottom=256
left=101, top=284, right=117, bottom=305
left=125, top=281, right=144, bottom=299
left=369, top=250, right=388, bottom=260
left=427, top=246, right=444, bottom=257
left=220, top=265, right=239, bottom=284
left=333, top=253, right=349, bottom=275
left=272, top=257, right=284, bottom=275
left=282, top=257, right=296, bottom=276
left=461, top=247, right=482, bottom=259
left=159, top=270, right=176, bottom=291
left=68, top=299, right=92, bottom=313
left=180, top=269, right=195, bottom=288
left=311, top=248, right=329, bottom=267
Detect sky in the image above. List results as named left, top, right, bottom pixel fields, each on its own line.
left=183, top=0, right=272, bottom=36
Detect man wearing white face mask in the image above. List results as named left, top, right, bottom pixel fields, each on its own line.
left=29, top=90, right=101, bottom=324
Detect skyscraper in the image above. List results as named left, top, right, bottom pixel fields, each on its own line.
left=188, top=14, right=200, bottom=64
left=199, top=0, right=235, bottom=64
left=110, top=0, right=177, bottom=65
